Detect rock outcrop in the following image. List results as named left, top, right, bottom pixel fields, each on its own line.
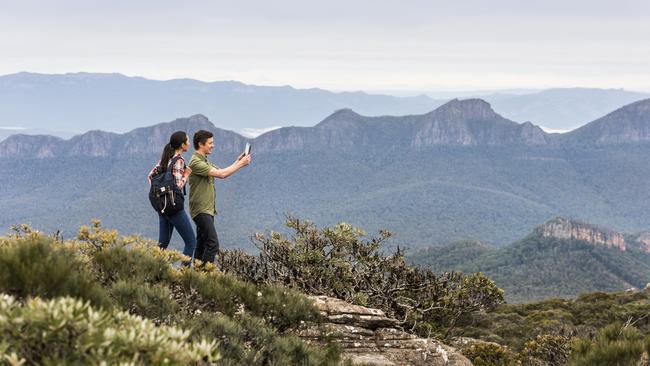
left=300, top=296, right=472, bottom=366
left=535, top=217, right=626, bottom=251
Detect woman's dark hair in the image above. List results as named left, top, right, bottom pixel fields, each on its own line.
left=193, top=130, right=214, bottom=150
left=160, top=131, right=187, bottom=172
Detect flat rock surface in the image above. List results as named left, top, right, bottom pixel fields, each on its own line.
left=300, top=296, right=473, bottom=366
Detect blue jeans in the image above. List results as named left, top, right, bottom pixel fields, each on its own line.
left=158, top=209, right=197, bottom=259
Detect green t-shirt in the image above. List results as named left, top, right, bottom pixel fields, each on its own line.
left=188, top=152, right=219, bottom=218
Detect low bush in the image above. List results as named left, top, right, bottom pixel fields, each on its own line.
left=0, top=294, right=219, bottom=365
left=462, top=342, right=516, bottom=366
left=220, top=216, right=504, bottom=339
left=110, top=280, right=178, bottom=323
left=173, top=268, right=321, bottom=331
left=0, top=222, right=341, bottom=365
left=186, top=313, right=340, bottom=366
left=518, top=334, right=571, bottom=366
left=570, top=323, right=645, bottom=366
left=92, top=245, right=173, bottom=284
left=0, top=237, right=110, bottom=308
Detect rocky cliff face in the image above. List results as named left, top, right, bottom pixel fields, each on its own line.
left=0, top=134, right=63, bottom=158
left=534, top=217, right=626, bottom=251
left=300, top=296, right=471, bottom=366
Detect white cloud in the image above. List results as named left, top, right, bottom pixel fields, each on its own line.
left=539, top=126, right=572, bottom=134
left=238, top=126, right=283, bottom=138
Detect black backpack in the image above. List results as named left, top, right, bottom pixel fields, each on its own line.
left=149, top=156, right=185, bottom=216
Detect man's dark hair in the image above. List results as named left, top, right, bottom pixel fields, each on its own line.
left=193, top=130, right=214, bottom=150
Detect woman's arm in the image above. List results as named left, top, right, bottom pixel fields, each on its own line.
left=147, top=161, right=162, bottom=184
left=171, top=157, right=188, bottom=189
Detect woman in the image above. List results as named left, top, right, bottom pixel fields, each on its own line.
left=148, top=131, right=196, bottom=262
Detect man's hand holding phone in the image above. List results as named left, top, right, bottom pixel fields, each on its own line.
left=237, top=143, right=252, bottom=167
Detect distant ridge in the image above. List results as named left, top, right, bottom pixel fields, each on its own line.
left=561, top=99, right=650, bottom=145
left=0, top=72, right=444, bottom=134
left=0, top=115, right=246, bottom=158
left=5, top=97, right=650, bottom=159
left=0, top=99, right=551, bottom=158
left=410, top=217, right=650, bottom=302
left=486, top=88, right=650, bottom=131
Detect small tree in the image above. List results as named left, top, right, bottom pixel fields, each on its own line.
left=219, top=216, right=504, bottom=339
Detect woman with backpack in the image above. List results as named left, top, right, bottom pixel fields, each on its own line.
left=148, top=131, right=196, bottom=262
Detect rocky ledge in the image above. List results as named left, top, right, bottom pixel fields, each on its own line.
left=535, top=217, right=626, bottom=251
left=299, top=296, right=472, bottom=366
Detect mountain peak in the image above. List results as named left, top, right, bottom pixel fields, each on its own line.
left=413, top=98, right=547, bottom=146
left=316, top=108, right=364, bottom=128
left=534, top=217, right=626, bottom=251
left=564, top=98, right=650, bottom=145
left=157, top=114, right=216, bottom=131
left=431, top=98, right=500, bottom=120
left=187, top=114, right=211, bottom=123
left=326, top=108, right=362, bottom=119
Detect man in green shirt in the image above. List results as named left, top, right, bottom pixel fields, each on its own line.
left=189, top=130, right=251, bottom=264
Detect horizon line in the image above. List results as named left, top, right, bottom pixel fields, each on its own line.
left=3, top=70, right=649, bottom=96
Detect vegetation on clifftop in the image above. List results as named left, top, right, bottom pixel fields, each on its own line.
left=0, top=222, right=339, bottom=365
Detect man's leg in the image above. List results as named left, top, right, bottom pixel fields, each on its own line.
left=193, top=215, right=206, bottom=262
left=193, top=213, right=219, bottom=263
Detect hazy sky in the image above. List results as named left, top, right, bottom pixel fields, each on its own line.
left=1, top=0, right=649, bottom=92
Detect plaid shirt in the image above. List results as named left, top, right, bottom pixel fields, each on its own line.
left=147, top=154, right=187, bottom=189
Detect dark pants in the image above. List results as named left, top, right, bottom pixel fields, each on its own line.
left=193, top=213, right=220, bottom=263
left=158, top=209, right=197, bottom=259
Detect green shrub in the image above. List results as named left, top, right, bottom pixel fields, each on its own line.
left=0, top=294, right=219, bottom=365
left=174, top=268, right=321, bottom=331
left=0, top=237, right=110, bottom=308
left=187, top=313, right=340, bottom=366
left=219, top=216, right=504, bottom=339
left=92, top=245, right=173, bottom=284
left=0, top=226, right=342, bottom=366
left=462, top=342, right=515, bottom=366
left=518, top=334, right=571, bottom=366
left=187, top=314, right=250, bottom=363
left=110, top=280, right=178, bottom=323
left=570, top=323, right=645, bottom=366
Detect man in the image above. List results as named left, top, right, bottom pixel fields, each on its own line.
left=188, top=130, right=251, bottom=264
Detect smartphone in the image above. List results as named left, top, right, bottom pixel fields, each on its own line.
left=244, top=143, right=252, bottom=156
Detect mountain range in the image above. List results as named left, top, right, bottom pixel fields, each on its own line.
left=0, top=72, right=442, bottom=135
left=5, top=97, right=650, bottom=158
left=2, top=98, right=650, bottom=253
left=409, top=217, right=650, bottom=303
left=485, top=88, right=650, bottom=131
left=1, top=72, right=648, bottom=140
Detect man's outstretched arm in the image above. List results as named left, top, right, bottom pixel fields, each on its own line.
left=208, top=153, right=251, bottom=179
